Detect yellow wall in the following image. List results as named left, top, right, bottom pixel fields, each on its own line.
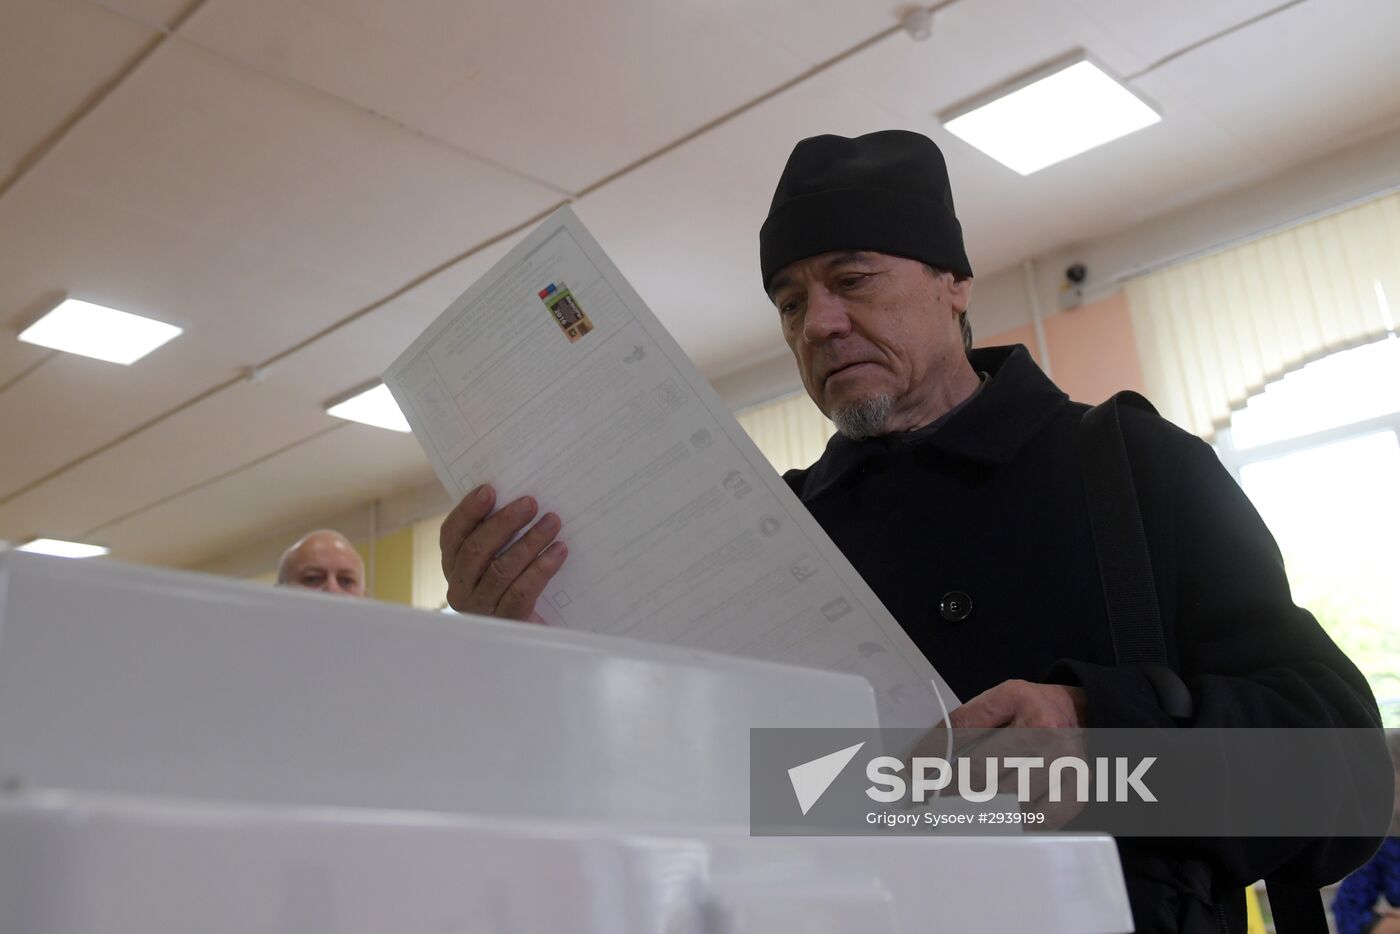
left=364, top=525, right=414, bottom=606
left=247, top=570, right=278, bottom=587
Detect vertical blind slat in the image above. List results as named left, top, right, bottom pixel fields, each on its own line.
left=1125, top=190, right=1399, bottom=439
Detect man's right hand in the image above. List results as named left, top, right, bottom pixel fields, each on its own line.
left=440, top=485, right=568, bottom=622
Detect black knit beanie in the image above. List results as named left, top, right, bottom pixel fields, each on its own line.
left=759, top=130, right=972, bottom=291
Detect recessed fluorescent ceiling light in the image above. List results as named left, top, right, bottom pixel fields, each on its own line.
left=326, top=383, right=412, bottom=432
left=16, top=538, right=110, bottom=559
left=18, top=298, right=182, bottom=365
left=942, top=57, right=1161, bottom=175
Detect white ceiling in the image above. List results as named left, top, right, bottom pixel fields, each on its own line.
left=3, top=0, right=1400, bottom=569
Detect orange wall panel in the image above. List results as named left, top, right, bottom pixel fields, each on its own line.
left=978, top=292, right=1145, bottom=405
left=974, top=322, right=1041, bottom=366
left=1044, top=292, right=1146, bottom=404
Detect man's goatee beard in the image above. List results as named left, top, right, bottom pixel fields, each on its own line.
left=830, top=393, right=894, bottom=440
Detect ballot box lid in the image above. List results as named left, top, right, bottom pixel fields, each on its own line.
left=0, top=552, right=877, bottom=824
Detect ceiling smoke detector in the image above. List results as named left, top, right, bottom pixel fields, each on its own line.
left=900, top=8, right=933, bottom=41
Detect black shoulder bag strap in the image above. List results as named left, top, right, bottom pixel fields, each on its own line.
left=1080, top=391, right=1327, bottom=934
left=1079, top=391, right=1192, bottom=717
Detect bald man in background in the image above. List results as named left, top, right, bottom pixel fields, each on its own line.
left=276, top=529, right=366, bottom=597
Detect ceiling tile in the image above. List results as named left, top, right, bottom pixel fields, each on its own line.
left=41, top=40, right=561, bottom=288
left=0, top=175, right=394, bottom=367
left=0, top=377, right=335, bottom=544
left=1063, top=0, right=1302, bottom=72
left=109, top=0, right=202, bottom=30
left=0, top=341, right=239, bottom=497
left=1137, top=0, right=1400, bottom=168
left=0, top=336, right=53, bottom=388
left=3, top=40, right=563, bottom=363
left=90, top=423, right=435, bottom=567
left=0, top=0, right=157, bottom=181
left=181, top=0, right=827, bottom=192
left=251, top=236, right=522, bottom=403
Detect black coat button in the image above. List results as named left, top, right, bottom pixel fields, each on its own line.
left=939, top=591, right=972, bottom=622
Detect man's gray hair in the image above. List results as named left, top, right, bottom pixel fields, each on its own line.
left=924, top=264, right=973, bottom=353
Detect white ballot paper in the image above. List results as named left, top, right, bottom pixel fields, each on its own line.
left=384, top=207, right=959, bottom=727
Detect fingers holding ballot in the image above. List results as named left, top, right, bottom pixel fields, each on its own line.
left=910, top=680, right=1090, bottom=829
left=947, top=680, right=1088, bottom=731
left=440, top=484, right=568, bottom=623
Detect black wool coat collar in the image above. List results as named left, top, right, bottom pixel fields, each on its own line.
left=795, top=344, right=1067, bottom=504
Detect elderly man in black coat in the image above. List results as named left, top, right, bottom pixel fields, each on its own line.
left=440, top=130, right=1386, bottom=933
left=761, top=130, right=1384, bottom=933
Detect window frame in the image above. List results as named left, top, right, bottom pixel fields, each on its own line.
left=1213, top=353, right=1400, bottom=725
left=1214, top=410, right=1400, bottom=486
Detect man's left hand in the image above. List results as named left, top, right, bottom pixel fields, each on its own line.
left=912, top=680, right=1089, bottom=829
left=948, top=679, right=1088, bottom=729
